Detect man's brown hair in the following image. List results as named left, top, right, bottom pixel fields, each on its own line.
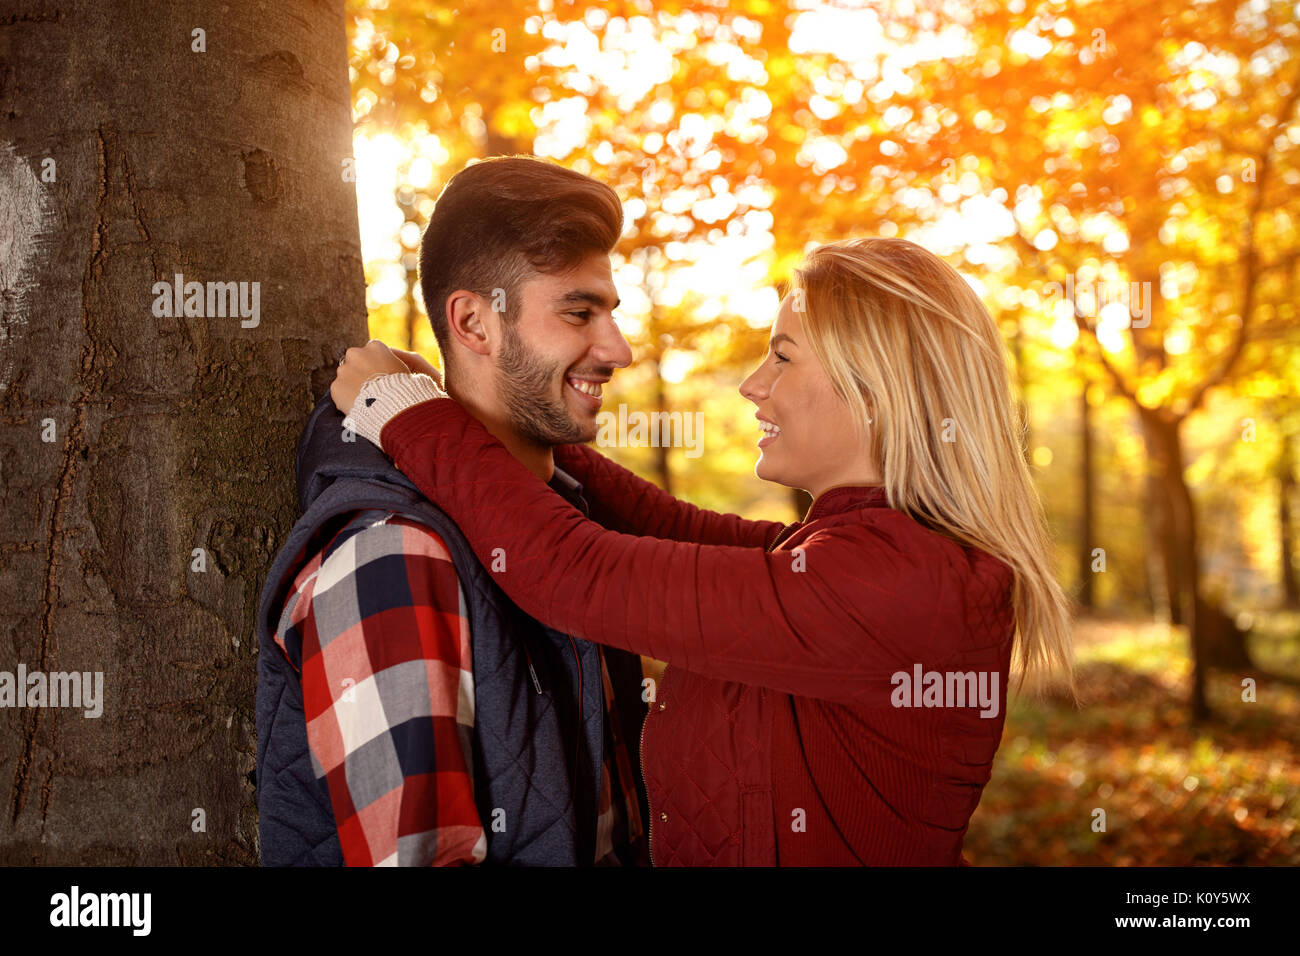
left=417, top=155, right=624, bottom=375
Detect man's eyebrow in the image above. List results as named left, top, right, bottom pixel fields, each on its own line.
left=554, top=289, right=620, bottom=310
left=770, top=332, right=797, bottom=348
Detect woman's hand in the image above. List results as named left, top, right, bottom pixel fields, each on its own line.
left=390, top=347, right=444, bottom=386
left=329, top=340, right=411, bottom=417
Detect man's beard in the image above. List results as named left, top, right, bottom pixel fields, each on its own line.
left=495, top=320, right=592, bottom=446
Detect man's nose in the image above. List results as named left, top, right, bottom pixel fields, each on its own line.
left=594, top=317, right=633, bottom=369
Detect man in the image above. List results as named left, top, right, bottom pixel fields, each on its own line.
left=254, top=156, right=649, bottom=866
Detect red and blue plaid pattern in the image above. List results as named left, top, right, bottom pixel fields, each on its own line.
left=272, top=508, right=638, bottom=865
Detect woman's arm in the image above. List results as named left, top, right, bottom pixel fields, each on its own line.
left=336, top=343, right=781, bottom=547
left=377, top=398, right=968, bottom=705
left=554, top=442, right=785, bottom=548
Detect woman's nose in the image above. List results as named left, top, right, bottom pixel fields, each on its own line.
left=739, top=365, right=768, bottom=403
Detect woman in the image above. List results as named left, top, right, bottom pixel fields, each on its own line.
left=332, top=237, right=1075, bottom=865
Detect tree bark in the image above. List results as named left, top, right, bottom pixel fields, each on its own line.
left=0, top=1, right=365, bottom=863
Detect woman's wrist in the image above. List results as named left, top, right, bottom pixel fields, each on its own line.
left=343, top=372, right=447, bottom=448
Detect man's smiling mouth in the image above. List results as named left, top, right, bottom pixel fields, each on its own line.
left=565, top=376, right=605, bottom=407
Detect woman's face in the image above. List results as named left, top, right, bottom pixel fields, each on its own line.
left=739, top=296, right=880, bottom=500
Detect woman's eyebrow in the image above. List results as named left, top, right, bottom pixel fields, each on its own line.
left=770, top=332, right=797, bottom=348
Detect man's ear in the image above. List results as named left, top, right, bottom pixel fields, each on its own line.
left=446, top=290, right=496, bottom=358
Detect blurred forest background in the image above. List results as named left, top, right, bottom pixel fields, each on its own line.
left=343, top=0, right=1299, bottom=864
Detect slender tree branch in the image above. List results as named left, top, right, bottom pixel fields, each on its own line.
left=1181, top=76, right=1300, bottom=420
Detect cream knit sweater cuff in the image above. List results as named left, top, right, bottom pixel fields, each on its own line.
left=343, top=372, right=447, bottom=448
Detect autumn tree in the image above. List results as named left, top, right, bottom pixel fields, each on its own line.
left=347, top=0, right=555, bottom=351
left=858, top=0, right=1300, bottom=718
left=0, top=2, right=365, bottom=861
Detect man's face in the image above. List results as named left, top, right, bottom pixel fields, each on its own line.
left=494, top=251, right=632, bottom=446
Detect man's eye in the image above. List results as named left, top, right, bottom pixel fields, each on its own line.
left=567, top=310, right=591, bottom=321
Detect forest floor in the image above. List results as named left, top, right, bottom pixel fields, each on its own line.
left=964, top=611, right=1300, bottom=865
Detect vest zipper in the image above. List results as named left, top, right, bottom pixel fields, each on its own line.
left=639, top=665, right=662, bottom=867
left=640, top=709, right=653, bottom=866
left=521, top=640, right=543, bottom=694
left=565, top=634, right=585, bottom=858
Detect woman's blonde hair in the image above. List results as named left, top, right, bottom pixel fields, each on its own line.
left=791, top=237, right=1076, bottom=700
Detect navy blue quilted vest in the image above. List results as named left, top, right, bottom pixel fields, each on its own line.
left=254, top=394, right=649, bottom=865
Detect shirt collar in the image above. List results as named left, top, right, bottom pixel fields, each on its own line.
left=803, top=484, right=889, bottom=522
left=548, top=464, right=589, bottom=516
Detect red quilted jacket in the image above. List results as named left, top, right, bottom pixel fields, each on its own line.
left=382, top=399, right=1016, bottom=866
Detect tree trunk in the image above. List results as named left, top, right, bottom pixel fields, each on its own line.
left=1198, top=597, right=1254, bottom=671
left=1280, top=433, right=1299, bottom=609
left=638, top=252, right=673, bottom=495
left=1142, top=470, right=1168, bottom=619
left=1137, top=407, right=1211, bottom=720
left=0, top=1, right=365, bottom=863
left=651, top=356, right=672, bottom=495
left=1077, top=375, right=1095, bottom=610
left=398, top=183, right=421, bottom=350
left=1143, top=451, right=1183, bottom=626
left=1011, top=315, right=1031, bottom=464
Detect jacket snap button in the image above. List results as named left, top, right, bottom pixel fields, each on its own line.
left=660, top=812, right=668, bottom=822
left=658, top=701, right=666, bottom=711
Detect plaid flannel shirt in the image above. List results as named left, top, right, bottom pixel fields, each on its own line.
left=272, top=507, right=644, bottom=866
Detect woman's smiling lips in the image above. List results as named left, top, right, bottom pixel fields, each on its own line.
left=757, top=413, right=781, bottom=447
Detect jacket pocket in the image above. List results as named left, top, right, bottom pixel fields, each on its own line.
left=740, top=789, right=777, bottom=867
